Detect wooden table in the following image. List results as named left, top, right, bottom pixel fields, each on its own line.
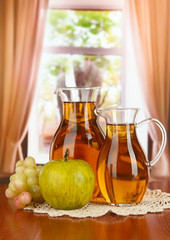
left=0, top=178, right=170, bottom=240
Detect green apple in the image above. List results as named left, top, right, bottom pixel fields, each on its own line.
left=39, top=149, right=95, bottom=210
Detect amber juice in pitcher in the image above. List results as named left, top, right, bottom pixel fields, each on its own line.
left=97, top=123, right=148, bottom=205
left=50, top=88, right=104, bottom=199
left=97, top=107, right=167, bottom=205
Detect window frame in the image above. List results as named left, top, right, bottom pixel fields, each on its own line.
left=43, top=3, right=126, bottom=104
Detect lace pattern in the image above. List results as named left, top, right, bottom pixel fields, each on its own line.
left=24, top=189, right=170, bottom=218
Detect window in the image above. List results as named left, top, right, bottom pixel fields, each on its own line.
left=28, top=3, right=125, bottom=163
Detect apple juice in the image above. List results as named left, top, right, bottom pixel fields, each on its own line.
left=97, top=124, right=148, bottom=205
left=50, top=102, right=104, bottom=199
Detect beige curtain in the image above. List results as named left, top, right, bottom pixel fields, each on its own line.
left=0, top=0, right=49, bottom=175
left=126, top=0, right=170, bottom=177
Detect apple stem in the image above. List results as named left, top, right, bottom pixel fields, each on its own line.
left=64, top=149, right=69, bottom=162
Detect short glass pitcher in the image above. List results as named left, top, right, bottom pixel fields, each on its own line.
left=96, top=107, right=167, bottom=206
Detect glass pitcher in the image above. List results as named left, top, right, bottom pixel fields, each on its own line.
left=96, top=107, right=167, bottom=205
left=50, top=87, right=104, bottom=198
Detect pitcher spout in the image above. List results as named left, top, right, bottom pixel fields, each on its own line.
left=96, top=107, right=139, bottom=125
left=54, top=87, right=100, bottom=103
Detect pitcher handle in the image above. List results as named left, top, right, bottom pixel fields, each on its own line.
left=136, top=118, right=167, bottom=167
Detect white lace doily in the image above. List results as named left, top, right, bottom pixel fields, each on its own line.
left=24, top=189, right=170, bottom=218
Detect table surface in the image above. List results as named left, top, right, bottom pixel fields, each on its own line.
left=0, top=178, right=170, bottom=240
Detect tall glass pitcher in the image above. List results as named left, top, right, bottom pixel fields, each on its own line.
left=50, top=87, right=104, bottom=198
left=97, top=107, right=167, bottom=205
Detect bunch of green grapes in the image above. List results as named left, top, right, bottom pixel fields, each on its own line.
left=5, top=157, right=44, bottom=209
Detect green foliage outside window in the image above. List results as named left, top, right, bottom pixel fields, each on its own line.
left=44, top=10, right=122, bottom=48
